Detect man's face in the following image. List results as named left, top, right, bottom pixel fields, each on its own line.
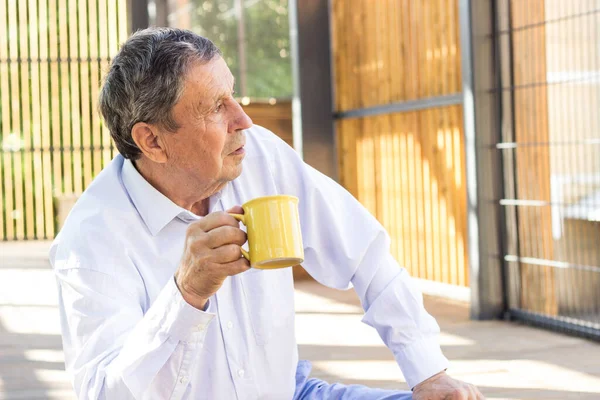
left=159, top=56, right=253, bottom=191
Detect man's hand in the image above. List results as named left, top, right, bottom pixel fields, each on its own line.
left=413, top=371, right=485, bottom=400
left=174, top=206, right=250, bottom=309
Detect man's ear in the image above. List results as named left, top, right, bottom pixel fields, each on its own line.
left=131, top=122, right=168, bottom=163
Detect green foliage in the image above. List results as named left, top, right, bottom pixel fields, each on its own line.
left=191, top=0, right=292, bottom=99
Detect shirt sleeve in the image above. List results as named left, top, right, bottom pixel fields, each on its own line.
left=270, top=133, right=449, bottom=388
left=54, top=263, right=215, bottom=400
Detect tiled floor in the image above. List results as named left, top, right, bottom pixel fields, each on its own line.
left=2, top=241, right=600, bottom=399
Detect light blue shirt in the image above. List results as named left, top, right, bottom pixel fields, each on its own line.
left=50, top=125, right=448, bottom=399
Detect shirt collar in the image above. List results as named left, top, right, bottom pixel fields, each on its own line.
left=121, top=158, right=198, bottom=236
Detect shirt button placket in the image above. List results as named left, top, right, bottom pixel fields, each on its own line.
left=217, top=278, right=256, bottom=398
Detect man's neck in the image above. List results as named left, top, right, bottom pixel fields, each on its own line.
left=132, top=158, right=224, bottom=217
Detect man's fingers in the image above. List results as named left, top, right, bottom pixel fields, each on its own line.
left=210, top=244, right=245, bottom=264
left=206, top=226, right=247, bottom=248
left=456, top=385, right=482, bottom=400
left=444, top=388, right=469, bottom=400
left=193, top=211, right=240, bottom=232
left=223, top=257, right=251, bottom=276
left=226, top=205, right=244, bottom=214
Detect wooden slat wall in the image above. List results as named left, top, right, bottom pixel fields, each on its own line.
left=0, top=1, right=295, bottom=241
left=29, top=0, right=43, bottom=238
left=39, top=0, right=54, bottom=238
left=333, top=0, right=461, bottom=113
left=0, top=0, right=129, bottom=240
left=8, top=0, right=24, bottom=240
left=337, top=107, right=468, bottom=286
left=0, top=0, right=11, bottom=239
left=332, top=0, right=468, bottom=286
left=242, top=101, right=293, bottom=148
left=80, top=0, right=93, bottom=189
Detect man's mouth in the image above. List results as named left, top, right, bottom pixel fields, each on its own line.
left=229, top=132, right=246, bottom=156
left=230, top=146, right=245, bottom=155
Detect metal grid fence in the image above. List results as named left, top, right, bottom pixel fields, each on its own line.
left=493, top=0, right=600, bottom=339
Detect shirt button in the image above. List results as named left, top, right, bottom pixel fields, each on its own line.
left=226, top=321, right=233, bottom=330
left=196, top=324, right=206, bottom=332
left=179, top=376, right=188, bottom=384
left=237, top=369, right=245, bottom=378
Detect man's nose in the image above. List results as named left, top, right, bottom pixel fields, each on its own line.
left=233, top=102, right=253, bottom=131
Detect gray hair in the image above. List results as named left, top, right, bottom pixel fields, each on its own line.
left=99, top=27, right=222, bottom=160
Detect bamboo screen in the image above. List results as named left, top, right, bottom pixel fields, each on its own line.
left=0, top=0, right=129, bottom=240
left=332, top=0, right=468, bottom=286
left=0, top=2, right=297, bottom=241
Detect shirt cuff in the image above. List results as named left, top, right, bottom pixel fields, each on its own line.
left=393, top=336, right=449, bottom=389
left=153, top=277, right=216, bottom=343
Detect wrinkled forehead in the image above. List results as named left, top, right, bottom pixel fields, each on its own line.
left=182, top=56, right=235, bottom=98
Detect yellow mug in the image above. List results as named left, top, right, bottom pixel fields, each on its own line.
left=229, top=195, right=304, bottom=269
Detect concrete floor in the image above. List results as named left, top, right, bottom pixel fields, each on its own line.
left=295, top=281, right=600, bottom=399
left=1, top=241, right=600, bottom=399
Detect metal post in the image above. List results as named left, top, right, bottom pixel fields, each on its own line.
left=129, top=0, right=150, bottom=33
left=288, top=0, right=303, bottom=157
left=154, top=0, right=169, bottom=27
left=291, top=0, right=336, bottom=179
left=235, top=0, right=248, bottom=96
left=460, top=0, right=505, bottom=319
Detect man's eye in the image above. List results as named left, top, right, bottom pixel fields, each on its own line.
left=214, top=103, right=223, bottom=113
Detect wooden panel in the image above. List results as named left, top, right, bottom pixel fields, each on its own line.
left=80, top=0, right=93, bottom=188
left=405, top=0, right=419, bottom=100
left=49, top=0, right=62, bottom=235
left=358, top=120, right=377, bottom=216
left=98, top=0, right=112, bottom=166
left=336, top=106, right=468, bottom=286
left=39, top=0, right=54, bottom=238
left=397, top=115, right=414, bottom=276
left=390, top=117, right=404, bottom=269
left=331, top=0, right=462, bottom=112
left=29, top=0, right=45, bottom=238
left=18, top=0, right=34, bottom=239
left=0, top=0, right=11, bottom=239
left=115, top=0, right=129, bottom=163
left=107, top=0, right=119, bottom=53
left=331, top=1, right=468, bottom=285
left=69, top=0, right=83, bottom=194
left=337, top=118, right=360, bottom=199
left=89, top=0, right=103, bottom=177
left=118, top=0, right=129, bottom=41
left=58, top=0, right=72, bottom=195
left=8, top=0, right=25, bottom=239
left=0, top=0, right=128, bottom=240
left=241, top=101, right=293, bottom=147
left=511, top=0, right=557, bottom=315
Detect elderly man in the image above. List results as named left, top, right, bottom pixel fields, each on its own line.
left=50, top=28, right=483, bottom=399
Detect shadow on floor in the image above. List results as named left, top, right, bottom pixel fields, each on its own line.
left=294, top=280, right=600, bottom=399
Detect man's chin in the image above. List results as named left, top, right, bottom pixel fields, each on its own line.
left=223, top=164, right=244, bottom=182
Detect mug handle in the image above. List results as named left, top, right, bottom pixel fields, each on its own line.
left=229, top=213, right=251, bottom=261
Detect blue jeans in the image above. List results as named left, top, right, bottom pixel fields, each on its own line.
left=293, top=360, right=412, bottom=400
